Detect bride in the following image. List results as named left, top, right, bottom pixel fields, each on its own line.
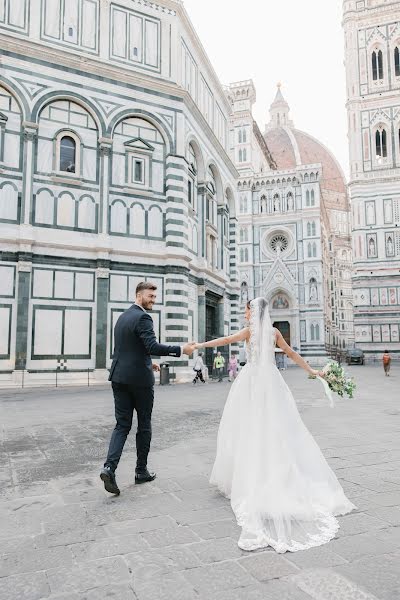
left=195, top=297, right=355, bottom=553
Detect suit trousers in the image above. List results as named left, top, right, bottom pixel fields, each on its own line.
left=105, top=382, right=154, bottom=473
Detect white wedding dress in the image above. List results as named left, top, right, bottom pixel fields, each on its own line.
left=210, top=298, right=356, bottom=553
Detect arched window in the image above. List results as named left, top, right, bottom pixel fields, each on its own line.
left=242, top=129, right=247, bottom=143
left=372, top=49, right=384, bottom=81
left=240, top=227, right=246, bottom=243
left=311, top=222, right=316, bottom=236
left=306, top=190, right=310, bottom=207
left=312, top=242, right=317, bottom=257
left=307, top=243, right=312, bottom=258
left=243, top=148, right=247, bottom=162
left=315, top=324, right=320, bottom=340
left=239, top=149, right=243, bottom=162
left=310, top=190, right=315, bottom=206
left=311, top=324, right=315, bottom=341
left=238, top=130, right=242, bottom=143
left=59, top=136, right=76, bottom=173
left=287, top=192, right=294, bottom=211
left=395, top=46, right=400, bottom=78
left=245, top=247, right=249, bottom=262
left=375, top=128, right=387, bottom=158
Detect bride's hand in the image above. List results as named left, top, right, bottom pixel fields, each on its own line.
left=309, top=369, right=322, bottom=378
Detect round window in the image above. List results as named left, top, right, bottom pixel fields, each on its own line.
left=269, top=233, right=289, bottom=254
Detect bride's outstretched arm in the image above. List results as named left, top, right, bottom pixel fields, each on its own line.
left=275, top=329, right=321, bottom=377
left=195, top=328, right=250, bottom=349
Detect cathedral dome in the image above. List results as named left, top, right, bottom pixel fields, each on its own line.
left=264, top=86, right=346, bottom=194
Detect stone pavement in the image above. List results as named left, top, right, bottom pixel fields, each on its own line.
left=1, top=365, right=400, bottom=600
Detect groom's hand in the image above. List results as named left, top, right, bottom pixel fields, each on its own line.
left=182, top=342, right=196, bottom=356
left=152, top=363, right=160, bottom=372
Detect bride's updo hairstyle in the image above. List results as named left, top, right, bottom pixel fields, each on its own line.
left=247, top=298, right=268, bottom=325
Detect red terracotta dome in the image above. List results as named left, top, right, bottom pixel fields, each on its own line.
left=264, top=86, right=346, bottom=195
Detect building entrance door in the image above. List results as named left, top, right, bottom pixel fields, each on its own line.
left=273, top=321, right=290, bottom=346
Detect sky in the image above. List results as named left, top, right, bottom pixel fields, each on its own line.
left=182, top=0, right=349, bottom=177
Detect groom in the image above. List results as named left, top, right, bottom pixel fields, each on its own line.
left=100, top=281, right=195, bottom=495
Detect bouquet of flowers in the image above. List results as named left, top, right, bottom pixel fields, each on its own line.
left=310, top=361, right=356, bottom=407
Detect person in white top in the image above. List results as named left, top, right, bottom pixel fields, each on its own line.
left=192, top=352, right=206, bottom=384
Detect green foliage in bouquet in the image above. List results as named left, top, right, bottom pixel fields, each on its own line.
left=310, top=360, right=356, bottom=399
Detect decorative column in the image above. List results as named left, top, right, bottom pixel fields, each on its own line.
left=164, top=154, right=190, bottom=372
left=98, top=138, right=113, bottom=235
left=197, top=184, right=207, bottom=258
left=95, top=261, right=110, bottom=372
left=21, top=122, right=38, bottom=225
left=15, top=257, right=32, bottom=370
left=197, top=284, right=206, bottom=342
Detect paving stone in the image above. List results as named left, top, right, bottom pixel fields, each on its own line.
left=364, top=505, right=400, bottom=526
left=0, top=513, right=42, bottom=538
left=70, top=534, right=150, bottom=560
left=239, top=551, right=299, bottom=582
left=0, top=535, right=36, bottom=555
left=0, top=571, right=50, bottom=600
left=336, top=553, right=400, bottom=600
left=183, top=560, right=256, bottom=595
left=3, top=494, right=63, bottom=513
left=140, top=525, right=200, bottom=547
left=336, top=512, right=389, bottom=538
left=363, top=491, right=400, bottom=507
left=175, top=506, right=233, bottom=525
left=285, top=545, right=348, bottom=569
left=0, top=545, right=73, bottom=577
left=125, top=546, right=201, bottom=581
left=84, top=584, right=137, bottom=600
left=133, top=571, right=197, bottom=600
left=189, top=536, right=245, bottom=563
left=291, top=568, right=379, bottom=600
left=46, top=556, right=131, bottom=594
left=105, top=515, right=178, bottom=536
left=259, top=579, right=315, bottom=600
left=35, top=525, right=107, bottom=548
left=190, top=518, right=240, bottom=540
left=212, top=584, right=275, bottom=600
left=329, top=532, right=398, bottom=561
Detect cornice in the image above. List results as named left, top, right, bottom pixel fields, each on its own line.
left=0, top=33, right=238, bottom=179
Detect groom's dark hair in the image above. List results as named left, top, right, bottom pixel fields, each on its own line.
left=136, top=281, right=157, bottom=295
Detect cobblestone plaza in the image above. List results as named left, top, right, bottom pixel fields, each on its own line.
left=1, top=365, right=400, bottom=600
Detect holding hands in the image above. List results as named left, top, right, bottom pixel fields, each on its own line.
left=182, top=342, right=196, bottom=356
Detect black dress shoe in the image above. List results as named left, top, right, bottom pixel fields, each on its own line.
left=135, top=469, right=156, bottom=484
left=100, top=467, right=120, bottom=495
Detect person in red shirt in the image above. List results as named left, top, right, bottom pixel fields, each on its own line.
left=383, top=350, right=391, bottom=377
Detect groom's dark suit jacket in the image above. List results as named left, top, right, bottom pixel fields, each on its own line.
left=109, top=304, right=181, bottom=387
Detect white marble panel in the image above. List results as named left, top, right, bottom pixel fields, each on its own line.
left=0, top=265, right=14, bottom=297
left=75, top=272, right=94, bottom=300
left=33, top=269, right=53, bottom=298
left=34, top=309, right=62, bottom=356
left=64, top=309, right=91, bottom=355
left=145, top=20, right=159, bottom=67
left=0, top=306, right=10, bottom=354
left=0, top=182, right=18, bottom=221
left=110, top=274, right=128, bottom=302
left=54, top=271, right=74, bottom=299
left=3, top=133, right=20, bottom=169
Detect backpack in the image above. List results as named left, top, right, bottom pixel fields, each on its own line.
left=383, top=354, right=391, bottom=365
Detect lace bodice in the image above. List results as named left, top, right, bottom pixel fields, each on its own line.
left=245, top=328, right=277, bottom=365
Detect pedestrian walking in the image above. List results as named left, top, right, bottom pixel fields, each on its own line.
left=228, top=353, right=238, bottom=382
left=192, top=352, right=206, bottom=384
left=383, top=350, right=391, bottom=376
left=214, top=351, right=225, bottom=382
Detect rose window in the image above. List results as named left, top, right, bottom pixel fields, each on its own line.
left=269, top=234, right=289, bottom=254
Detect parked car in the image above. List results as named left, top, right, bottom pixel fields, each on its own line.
left=345, top=348, right=365, bottom=365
